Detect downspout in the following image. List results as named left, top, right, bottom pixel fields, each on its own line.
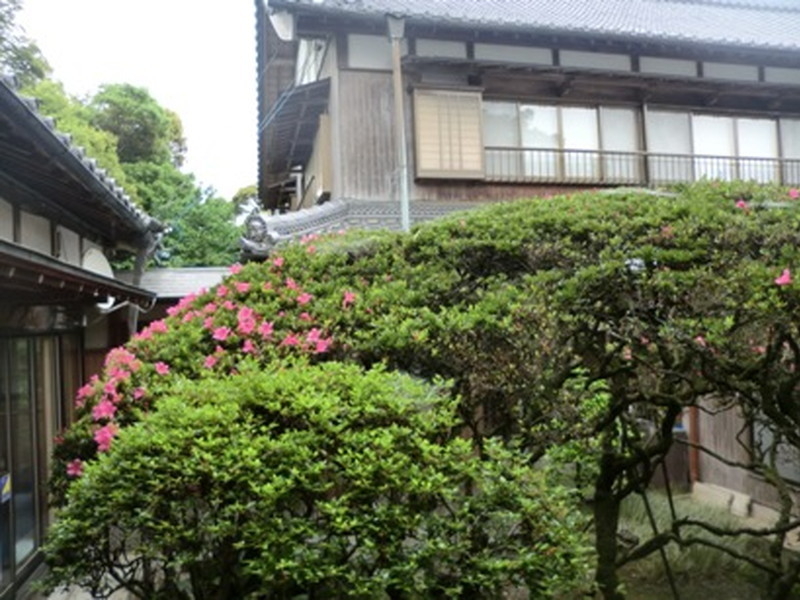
left=387, top=14, right=410, bottom=232
left=126, top=225, right=163, bottom=336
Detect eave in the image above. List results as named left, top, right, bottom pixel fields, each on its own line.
left=0, top=240, right=156, bottom=309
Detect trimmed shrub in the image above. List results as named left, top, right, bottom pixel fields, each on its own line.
left=43, top=362, right=589, bottom=599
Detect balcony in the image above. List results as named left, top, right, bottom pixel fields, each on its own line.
left=484, top=147, right=800, bottom=187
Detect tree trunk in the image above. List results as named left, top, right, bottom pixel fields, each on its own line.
left=594, top=453, right=625, bottom=600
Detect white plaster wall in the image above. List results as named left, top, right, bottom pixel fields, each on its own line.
left=765, top=67, right=800, bottom=85
left=56, top=225, right=81, bottom=266
left=560, top=50, right=630, bottom=71
left=348, top=34, right=393, bottom=70
left=474, top=43, right=551, bottom=65
left=19, top=210, right=51, bottom=255
left=703, top=62, right=759, bottom=82
left=640, top=56, right=697, bottom=77
left=0, top=198, right=13, bottom=241
left=415, top=39, right=467, bottom=59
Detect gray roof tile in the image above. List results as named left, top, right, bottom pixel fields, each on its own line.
left=277, top=0, right=800, bottom=52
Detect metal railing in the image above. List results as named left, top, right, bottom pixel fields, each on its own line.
left=484, top=146, right=800, bottom=186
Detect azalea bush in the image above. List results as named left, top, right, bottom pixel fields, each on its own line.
left=45, top=181, right=800, bottom=599
left=44, top=363, right=589, bottom=599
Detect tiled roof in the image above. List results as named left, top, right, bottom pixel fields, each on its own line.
left=274, top=0, right=800, bottom=52
left=117, top=267, right=229, bottom=298
left=0, top=75, right=159, bottom=239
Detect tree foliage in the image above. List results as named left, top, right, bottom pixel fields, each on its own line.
left=90, top=83, right=186, bottom=166
left=0, top=0, right=49, bottom=86
left=46, top=181, right=800, bottom=599
left=45, top=363, right=588, bottom=599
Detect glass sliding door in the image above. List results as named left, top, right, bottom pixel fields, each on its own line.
left=561, top=107, right=599, bottom=180
left=519, top=104, right=559, bottom=179
left=736, top=118, right=778, bottom=183
left=483, top=101, right=520, bottom=179
left=600, top=107, right=640, bottom=183
left=0, top=334, right=77, bottom=597
left=780, top=119, right=800, bottom=185
left=0, top=341, right=10, bottom=595
left=692, top=115, right=736, bottom=180
left=9, top=339, right=37, bottom=568
left=646, top=110, right=693, bottom=183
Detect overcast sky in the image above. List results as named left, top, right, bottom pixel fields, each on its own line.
left=18, top=0, right=258, bottom=200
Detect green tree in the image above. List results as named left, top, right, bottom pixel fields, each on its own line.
left=22, top=79, right=132, bottom=194
left=0, top=0, right=49, bottom=86
left=89, top=83, right=186, bottom=166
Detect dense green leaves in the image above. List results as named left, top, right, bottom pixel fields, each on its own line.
left=44, top=364, right=589, bottom=599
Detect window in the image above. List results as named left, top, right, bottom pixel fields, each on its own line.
left=483, top=102, right=640, bottom=182
left=647, top=110, right=781, bottom=184
left=780, top=119, right=800, bottom=185
left=413, top=89, right=484, bottom=179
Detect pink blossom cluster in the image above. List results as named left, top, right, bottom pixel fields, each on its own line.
left=65, top=251, right=362, bottom=479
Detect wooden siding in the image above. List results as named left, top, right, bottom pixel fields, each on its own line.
left=697, top=398, right=752, bottom=494
left=337, top=70, right=396, bottom=200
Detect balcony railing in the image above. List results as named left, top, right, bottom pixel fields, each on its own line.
left=484, top=146, right=800, bottom=186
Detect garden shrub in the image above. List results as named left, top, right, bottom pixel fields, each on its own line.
left=46, top=181, right=800, bottom=599
left=43, top=362, right=589, bottom=599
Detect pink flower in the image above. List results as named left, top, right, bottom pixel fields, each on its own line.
left=222, top=300, right=236, bottom=311
left=299, top=312, right=314, bottom=322
left=213, top=326, right=232, bottom=341
left=259, top=321, right=274, bottom=338
left=235, top=281, right=251, bottom=293
left=281, top=333, right=300, bottom=347
left=182, top=311, right=199, bottom=323
left=790, top=188, right=800, bottom=199
left=203, top=355, right=218, bottom=368
left=133, top=387, right=147, bottom=400
left=694, top=335, right=708, bottom=348
left=300, top=233, right=320, bottom=244
left=136, top=328, right=153, bottom=341
left=92, top=399, right=117, bottom=421
left=306, top=245, right=317, bottom=254
left=752, top=345, right=767, bottom=355
left=242, top=339, right=256, bottom=354
left=66, top=459, right=84, bottom=478
left=203, top=302, right=218, bottom=314
left=94, top=424, right=118, bottom=452
left=216, top=285, right=230, bottom=298
left=315, top=338, right=332, bottom=354
left=342, top=290, right=356, bottom=309
left=149, top=320, right=168, bottom=334
left=203, top=316, right=215, bottom=330
left=273, top=256, right=284, bottom=268
left=297, top=292, right=313, bottom=305
left=285, top=278, right=300, bottom=291
left=735, top=199, right=749, bottom=211
left=237, top=306, right=255, bottom=320
left=154, top=362, right=170, bottom=375
left=229, top=263, right=243, bottom=274
left=306, top=328, right=322, bottom=343
left=775, top=268, right=793, bottom=286
left=263, top=281, right=273, bottom=292
left=237, top=318, right=256, bottom=335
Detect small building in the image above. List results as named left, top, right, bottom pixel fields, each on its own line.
left=0, top=76, right=159, bottom=599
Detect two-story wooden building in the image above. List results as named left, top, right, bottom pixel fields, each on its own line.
left=0, top=75, right=159, bottom=599
left=255, top=0, right=800, bottom=518
left=256, top=0, right=800, bottom=222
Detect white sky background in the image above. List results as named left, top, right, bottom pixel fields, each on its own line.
left=18, top=0, right=258, bottom=200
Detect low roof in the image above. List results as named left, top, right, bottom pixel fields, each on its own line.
left=272, top=0, right=800, bottom=54
left=117, top=267, right=229, bottom=299
left=0, top=240, right=156, bottom=309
